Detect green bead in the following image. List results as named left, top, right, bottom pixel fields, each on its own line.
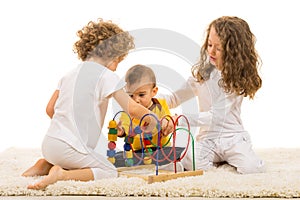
left=109, top=128, right=117, bottom=134
left=147, top=148, right=153, bottom=155
left=125, top=158, right=134, bottom=167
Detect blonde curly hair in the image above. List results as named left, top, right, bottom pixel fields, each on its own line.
left=192, top=16, right=262, bottom=99
left=73, top=18, right=134, bottom=62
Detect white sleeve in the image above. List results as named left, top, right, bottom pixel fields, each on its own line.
left=161, top=75, right=238, bottom=129
left=183, top=92, right=237, bottom=129
left=157, top=76, right=197, bottom=109
left=56, top=79, right=62, bottom=90
left=100, top=70, right=126, bottom=98
left=181, top=111, right=213, bottom=128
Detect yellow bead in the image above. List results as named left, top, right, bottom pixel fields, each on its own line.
left=107, top=157, right=115, bottom=164
left=108, top=134, right=117, bottom=141
left=108, top=120, right=117, bottom=128
left=125, top=150, right=133, bottom=158
left=143, top=156, right=152, bottom=165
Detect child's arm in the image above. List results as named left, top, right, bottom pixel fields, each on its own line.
left=46, top=90, right=59, bottom=119
left=113, top=89, right=163, bottom=134
left=157, top=77, right=196, bottom=109
left=113, top=89, right=151, bottom=121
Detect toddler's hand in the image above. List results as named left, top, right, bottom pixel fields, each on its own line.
left=161, top=116, right=175, bottom=136
left=116, top=120, right=126, bottom=137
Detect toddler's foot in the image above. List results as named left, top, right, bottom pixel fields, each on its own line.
left=27, top=165, right=63, bottom=190
left=22, top=158, right=53, bottom=177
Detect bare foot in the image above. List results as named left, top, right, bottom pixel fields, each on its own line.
left=27, top=165, right=63, bottom=190
left=22, top=158, right=53, bottom=177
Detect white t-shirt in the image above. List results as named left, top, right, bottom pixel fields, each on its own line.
left=162, top=68, right=245, bottom=139
left=46, top=61, right=125, bottom=154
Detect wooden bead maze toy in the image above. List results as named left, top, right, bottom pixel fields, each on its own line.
left=107, top=111, right=203, bottom=183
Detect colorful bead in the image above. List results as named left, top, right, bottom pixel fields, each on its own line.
left=143, top=156, right=152, bottom=165
left=107, top=157, right=115, bottom=164
left=134, top=126, right=142, bottom=134
left=124, top=143, right=131, bottom=151
left=108, top=134, right=117, bottom=141
left=146, top=148, right=153, bottom=155
left=125, top=158, right=134, bottom=167
left=109, top=128, right=118, bottom=134
left=125, top=150, right=133, bottom=158
left=144, top=140, right=151, bottom=145
left=108, top=141, right=116, bottom=150
left=107, top=150, right=116, bottom=157
left=108, top=120, right=117, bottom=128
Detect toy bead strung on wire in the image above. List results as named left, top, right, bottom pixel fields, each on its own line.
left=106, top=111, right=134, bottom=166
left=138, top=125, right=153, bottom=165
left=107, top=120, right=118, bottom=164
left=123, top=127, right=135, bottom=167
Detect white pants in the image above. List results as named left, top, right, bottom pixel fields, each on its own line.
left=41, top=135, right=117, bottom=180
left=181, top=132, right=265, bottom=174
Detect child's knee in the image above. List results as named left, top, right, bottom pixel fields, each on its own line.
left=237, top=160, right=266, bottom=174
left=182, top=160, right=212, bottom=171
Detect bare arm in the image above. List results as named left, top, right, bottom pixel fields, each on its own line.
left=46, top=90, right=59, bottom=119
left=113, top=89, right=162, bottom=133
left=113, top=89, right=149, bottom=119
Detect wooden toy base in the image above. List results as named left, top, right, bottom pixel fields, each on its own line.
left=117, top=164, right=203, bottom=184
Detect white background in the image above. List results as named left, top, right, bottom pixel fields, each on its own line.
left=0, top=0, right=299, bottom=153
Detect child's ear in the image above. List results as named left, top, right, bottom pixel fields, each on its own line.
left=152, top=86, right=158, bottom=96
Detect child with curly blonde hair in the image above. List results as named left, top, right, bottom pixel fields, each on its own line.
left=22, top=18, right=170, bottom=190
left=163, top=16, right=265, bottom=174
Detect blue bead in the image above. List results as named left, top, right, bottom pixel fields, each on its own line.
left=124, top=143, right=131, bottom=151
left=106, top=150, right=116, bottom=157
left=134, top=126, right=142, bottom=134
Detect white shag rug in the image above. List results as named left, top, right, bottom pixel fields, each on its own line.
left=0, top=147, right=299, bottom=198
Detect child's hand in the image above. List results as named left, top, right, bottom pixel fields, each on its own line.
left=116, top=120, right=126, bottom=137
left=161, top=117, right=175, bottom=136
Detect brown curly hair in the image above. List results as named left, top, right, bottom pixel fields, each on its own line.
left=192, top=16, right=262, bottom=99
left=73, top=18, right=134, bottom=62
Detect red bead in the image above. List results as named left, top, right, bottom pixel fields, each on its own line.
left=108, top=141, right=116, bottom=150
left=144, top=140, right=151, bottom=145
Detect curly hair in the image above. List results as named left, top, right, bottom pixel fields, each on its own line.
left=73, top=18, right=134, bottom=62
left=192, top=16, right=262, bottom=99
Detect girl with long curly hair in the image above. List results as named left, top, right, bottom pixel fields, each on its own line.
left=164, top=16, right=265, bottom=174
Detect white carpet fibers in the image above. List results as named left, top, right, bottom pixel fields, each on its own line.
left=0, top=147, right=299, bottom=197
